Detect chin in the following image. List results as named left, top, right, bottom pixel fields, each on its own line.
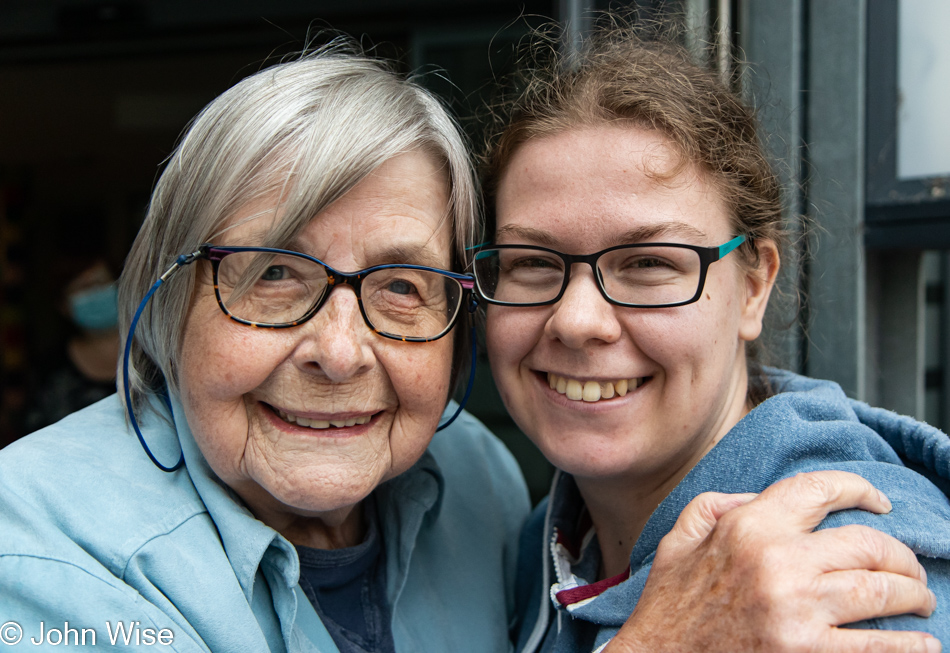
left=268, top=470, right=382, bottom=515
left=555, top=457, right=641, bottom=482
left=530, top=432, right=639, bottom=481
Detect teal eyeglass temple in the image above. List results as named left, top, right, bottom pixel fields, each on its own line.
left=123, top=247, right=480, bottom=473
left=719, top=234, right=746, bottom=258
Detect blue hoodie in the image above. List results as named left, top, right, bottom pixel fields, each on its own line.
left=515, top=369, right=950, bottom=652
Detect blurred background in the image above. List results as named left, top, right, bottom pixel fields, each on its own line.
left=1, top=0, right=948, bottom=503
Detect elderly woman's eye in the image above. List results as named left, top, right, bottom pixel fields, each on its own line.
left=261, top=265, right=289, bottom=281
left=387, top=279, right=418, bottom=295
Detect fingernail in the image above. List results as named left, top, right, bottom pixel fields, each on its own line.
left=925, top=635, right=941, bottom=653
left=877, top=490, right=892, bottom=511
left=931, top=589, right=938, bottom=609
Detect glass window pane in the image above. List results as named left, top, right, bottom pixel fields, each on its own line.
left=897, top=0, right=950, bottom=179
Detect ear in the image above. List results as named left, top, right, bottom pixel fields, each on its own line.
left=738, top=239, right=780, bottom=342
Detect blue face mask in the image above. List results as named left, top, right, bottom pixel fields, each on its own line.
left=69, top=283, right=119, bottom=331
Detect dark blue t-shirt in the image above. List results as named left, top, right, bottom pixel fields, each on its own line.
left=296, top=497, right=396, bottom=653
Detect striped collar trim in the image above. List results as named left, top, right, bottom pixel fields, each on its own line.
left=549, top=526, right=631, bottom=611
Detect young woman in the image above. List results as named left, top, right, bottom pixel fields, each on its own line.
left=475, top=25, right=950, bottom=653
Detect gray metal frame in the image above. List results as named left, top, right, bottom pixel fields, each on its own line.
left=865, top=0, right=950, bottom=249
left=741, top=0, right=934, bottom=420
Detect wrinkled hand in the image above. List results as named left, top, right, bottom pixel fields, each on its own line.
left=604, top=471, right=941, bottom=653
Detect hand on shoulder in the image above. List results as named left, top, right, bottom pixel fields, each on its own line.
left=605, top=471, right=941, bottom=653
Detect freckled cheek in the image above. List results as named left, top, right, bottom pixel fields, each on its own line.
left=485, top=309, right=541, bottom=368
left=189, top=328, right=286, bottom=401
left=621, top=309, right=712, bottom=365
left=178, top=376, right=250, bottom=480
left=381, top=344, right=454, bottom=476
left=194, top=425, right=248, bottom=476
left=385, top=343, right=453, bottom=406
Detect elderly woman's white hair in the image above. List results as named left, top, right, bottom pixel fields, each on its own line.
left=118, top=42, right=479, bottom=414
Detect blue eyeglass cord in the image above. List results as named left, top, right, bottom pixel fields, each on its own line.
left=124, top=277, right=184, bottom=471
left=436, top=324, right=477, bottom=432
left=123, top=254, right=478, bottom=473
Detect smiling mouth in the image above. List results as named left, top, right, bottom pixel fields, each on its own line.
left=272, top=406, right=375, bottom=430
left=546, top=372, right=648, bottom=403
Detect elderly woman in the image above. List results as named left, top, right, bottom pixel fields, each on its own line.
left=0, top=43, right=936, bottom=653
left=0, top=50, right=528, bottom=652
left=475, top=24, right=950, bottom=653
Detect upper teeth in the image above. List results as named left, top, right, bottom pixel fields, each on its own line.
left=275, top=408, right=372, bottom=429
left=547, top=373, right=645, bottom=402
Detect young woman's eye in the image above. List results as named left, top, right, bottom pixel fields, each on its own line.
left=631, top=257, right=670, bottom=269
left=506, top=256, right=561, bottom=271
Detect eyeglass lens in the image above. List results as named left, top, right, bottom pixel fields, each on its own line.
left=474, top=246, right=704, bottom=306
left=216, top=250, right=463, bottom=338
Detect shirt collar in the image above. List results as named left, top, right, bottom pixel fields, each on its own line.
left=374, top=446, right=444, bottom=607
left=169, top=394, right=298, bottom=603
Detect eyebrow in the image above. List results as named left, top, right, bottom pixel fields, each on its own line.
left=494, top=224, right=560, bottom=247
left=286, top=238, right=449, bottom=270
left=495, top=221, right=710, bottom=247
left=616, top=222, right=709, bottom=244
left=369, top=244, right=448, bottom=269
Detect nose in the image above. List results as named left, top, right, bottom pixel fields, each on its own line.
left=544, top=263, right=622, bottom=348
left=291, top=286, right=376, bottom=382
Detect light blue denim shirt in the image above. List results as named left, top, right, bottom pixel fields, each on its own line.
left=0, top=395, right=529, bottom=652
left=515, top=369, right=950, bottom=653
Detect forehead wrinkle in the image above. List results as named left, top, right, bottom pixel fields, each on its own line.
left=285, top=225, right=449, bottom=269
left=368, top=243, right=447, bottom=269
left=214, top=212, right=279, bottom=245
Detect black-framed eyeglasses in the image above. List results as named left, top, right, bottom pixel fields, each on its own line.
left=473, top=236, right=746, bottom=308
left=204, top=246, right=474, bottom=342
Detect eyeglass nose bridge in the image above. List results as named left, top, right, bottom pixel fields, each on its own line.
left=296, top=266, right=370, bottom=327
left=557, top=251, right=619, bottom=306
